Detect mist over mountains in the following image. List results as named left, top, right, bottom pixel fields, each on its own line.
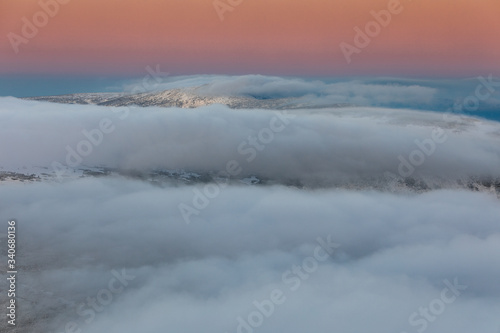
left=1, top=75, right=500, bottom=333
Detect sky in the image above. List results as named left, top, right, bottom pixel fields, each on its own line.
left=1, top=0, right=499, bottom=79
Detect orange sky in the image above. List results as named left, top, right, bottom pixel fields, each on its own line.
left=1, top=0, right=499, bottom=76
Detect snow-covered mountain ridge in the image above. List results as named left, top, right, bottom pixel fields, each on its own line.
left=24, top=87, right=349, bottom=109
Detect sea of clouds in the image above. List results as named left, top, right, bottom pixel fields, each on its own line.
left=1, top=97, right=500, bottom=185
left=0, top=76, right=499, bottom=333
left=1, top=182, right=500, bottom=333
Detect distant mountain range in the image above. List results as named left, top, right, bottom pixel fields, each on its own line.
left=24, top=87, right=350, bottom=109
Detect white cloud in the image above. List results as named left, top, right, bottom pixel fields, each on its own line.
left=1, top=181, right=500, bottom=332
left=1, top=77, right=500, bottom=333
left=1, top=98, right=500, bottom=187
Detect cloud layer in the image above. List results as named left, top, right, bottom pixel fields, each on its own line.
left=1, top=97, right=500, bottom=188
left=1, top=76, right=500, bottom=333
left=1, top=180, right=500, bottom=333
